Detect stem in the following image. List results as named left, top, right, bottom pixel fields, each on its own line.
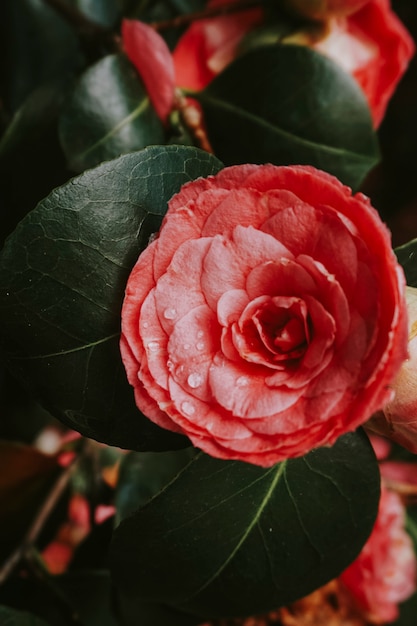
left=151, top=0, right=262, bottom=31
left=0, top=459, right=76, bottom=586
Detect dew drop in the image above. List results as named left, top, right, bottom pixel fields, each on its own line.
left=142, top=321, right=149, bottom=329
left=188, top=373, right=203, bottom=388
left=147, top=341, right=159, bottom=352
left=181, top=401, right=195, bottom=416
left=183, top=343, right=191, bottom=350
left=196, top=342, right=205, bottom=351
left=197, top=330, right=204, bottom=339
left=163, top=307, right=177, bottom=320
left=236, top=376, right=249, bottom=387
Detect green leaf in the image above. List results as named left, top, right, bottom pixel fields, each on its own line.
left=0, top=606, right=51, bottom=626
left=0, top=145, right=223, bottom=451
left=196, top=45, right=379, bottom=191
left=68, top=0, right=121, bottom=28
left=110, top=430, right=380, bottom=620
left=395, top=238, right=417, bottom=287
left=0, top=0, right=82, bottom=113
left=59, top=54, right=165, bottom=172
left=0, top=82, right=70, bottom=245
left=115, top=448, right=197, bottom=523
left=116, top=594, right=201, bottom=626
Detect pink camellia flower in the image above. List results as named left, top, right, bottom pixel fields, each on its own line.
left=313, top=0, right=415, bottom=127
left=340, top=485, right=416, bottom=623
left=367, top=286, right=417, bottom=453
left=173, top=0, right=263, bottom=91
left=120, top=164, right=407, bottom=467
left=173, top=0, right=414, bottom=127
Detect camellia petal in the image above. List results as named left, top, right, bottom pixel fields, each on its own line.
left=120, top=164, right=408, bottom=467
left=121, top=19, right=175, bottom=123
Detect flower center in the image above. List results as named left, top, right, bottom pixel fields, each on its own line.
left=233, top=296, right=310, bottom=368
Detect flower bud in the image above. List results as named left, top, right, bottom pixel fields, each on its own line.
left=367, top=286, right=417, bottom=453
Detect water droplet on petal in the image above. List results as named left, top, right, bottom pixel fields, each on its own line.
left=188, top=373, right=203, bottom=388
left=142, top=321, right=149, bottom=329
left=236, top=376, right=249, bottom=387
left=147, top=341, right=159, bottom=352
left=197, top=330, right=204, bottom=339
left=181, top=401, right=195, bottom=416
left=163, top=307, right=177, bottom=320
left=196, top=342, right=205, bottom=351
left=183, top=343, right=191, bottom=350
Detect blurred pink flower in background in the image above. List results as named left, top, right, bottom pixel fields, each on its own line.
left=368, top=286, right=417, bottom=452
left=340, top=484, right=416, bottom=623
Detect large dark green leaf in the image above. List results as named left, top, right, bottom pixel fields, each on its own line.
left=395, top=238, right=417, bottom=286
left=59, top=54, right=165, bottom=172
left=110, top=430, right=380, bottom=620
left=116, top=448, right=197, bottom=523
left=0, top=145, right=223, bottom=450
left=196, top=45, right=379, bottom=190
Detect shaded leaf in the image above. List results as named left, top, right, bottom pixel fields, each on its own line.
left=110, top=430, right=380, bottom=620
left=395, top=238, right=417, bottom=287
left=59, top=54, right=165, bottom=172
left=0, top=605, right=51, bottom=626
left=56, top=570, right=117, bottom=626
left=68, top=0, right=121, bottom=28
left=0, top=0, right=82, bottom=113
left=117, top=592, right=201, bottom=626
left=0, top=145, right=223, bottom=451
left=0, top=82, right=70, bottom=245
left=0, top=441, right=59, bottom=562
left=197, top=45, right=379, bottom=190
left=116, top=448, right=197, bottom=523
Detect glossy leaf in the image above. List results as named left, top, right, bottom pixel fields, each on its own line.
left=59, top=54, right=165, bottom=172
left=0, top=146, right=223, bottom=450
left=110, top=430, right=380, bottom=620
left=196, top=45, right=379, bottom=190
left=0, top=606, right=51, bottom=626
left=68, top=0, right=121, bottom=28
left=395, top=238, right=417, bottom=287
left=116, top=448, right=197, bottom=523
left=0, top=441, right=59, bottom=562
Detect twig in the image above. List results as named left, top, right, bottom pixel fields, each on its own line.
left=0, top=459, right=76, bottom=585
left=150, top=0, right=262, bottom=31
